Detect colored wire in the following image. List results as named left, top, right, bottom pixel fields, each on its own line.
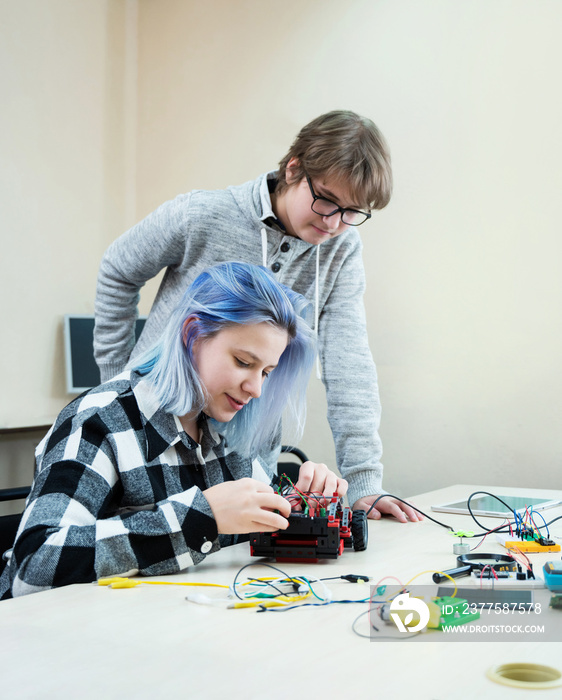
left=244, top=577, right=287, bottom=598
left=264, top=597, right=373, bottom=613
left=530, top=509, right=550, bottom=538
left=371, top=575, right=405, bottom=594
left=543, top=514, right=562, bottom=528
left=506, top=546, right=532, bottom=571
left=98, top=577, right=230, bottom=589
left=352, top=605, right=420, bottom=640
left=351, top=610, right=374, bottom=639
left=355, top=602, right=421, bottom=641
left=364, top=494, right=455, bottom=531
left=524, top=507, right=540, bottom=539
left=241, top=572, right=370, bottom=612
left=231, top=563, right=301, bottom=600
left=466, top=491, right=518, bottom=533
left=404, top=570, right=458, bottom=599
left=276, top=474, right=335, bottom=512
left=245, top=575, right=331, bottom=603
left=298, top=577, right=324, bottom=602
left=470, top=520, right=510, bottom=548
left=463, top=491, right=560, bottom=543
left=479, top=565, right=498, bottom=586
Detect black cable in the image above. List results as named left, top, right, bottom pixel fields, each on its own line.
left=320, top=576, right=346, bottom=582
left=245, top=577, right=287, bottom=597
left=465, top=522, right=513, bottom=539
left=363, top=490, right=556, bottom=540
left=438, top=491, right=562, bottom=542
left=320, top=574, right=371, bottom=583
left=361, top=491, right=550, bottom=541
left=231, top=562, right=296, bottom=600
left=465, top=491, right=519, bottom=532
left=543, top=513, right=562, bottom=529
left=350, top=606, right=420, bottom=640
left=364, top=493, right=455, bottom=531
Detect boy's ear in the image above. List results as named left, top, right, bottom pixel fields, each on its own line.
left=285, top=157, right=300, bottom=184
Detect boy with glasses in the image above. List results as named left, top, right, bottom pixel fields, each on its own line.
left=94, top=110, right=420, bottom=523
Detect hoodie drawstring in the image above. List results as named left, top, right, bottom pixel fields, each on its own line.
left=315, top=245, right=321, bottom=379
left=261, top=228, right=268, bottom=267
left=260, top=227, right=322, bottom=380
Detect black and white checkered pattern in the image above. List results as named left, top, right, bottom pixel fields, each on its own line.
left=0, top=370, right=273, bottom=599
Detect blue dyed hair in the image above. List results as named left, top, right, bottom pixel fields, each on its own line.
left=131, top=262, right=316, bottom=457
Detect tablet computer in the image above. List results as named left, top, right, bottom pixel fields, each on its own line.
left=431, top=494, right=562, bottom=518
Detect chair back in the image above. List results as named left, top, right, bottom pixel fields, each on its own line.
left=0, top=487, right=31, bottom=574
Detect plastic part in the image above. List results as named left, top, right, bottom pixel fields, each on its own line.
left=453, top=542, right=471, bottom=555
left=432, top=565, right=472, bottom=584
left=341, top=574, right=370, bottom=583
left=108, top=580, right=140, bottom=589
left=426, top=596, right=480, bottom=630
left=497, top=533, right=561, bottom=553
left=486, top=663, right=562, bottom=689
left=504, top=540, right=561, bottom=554
left=543, top=561, right=562, bottom=591
left=250, top=496, right=366, bottom=562
left=351, top=509, right=368, bottom=551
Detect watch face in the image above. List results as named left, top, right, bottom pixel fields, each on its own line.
left=201, top=540, right=213, bottom=554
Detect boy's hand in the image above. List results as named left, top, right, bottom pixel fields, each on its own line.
left=205, top=478, right=291, bottom=534
left=292, top=461, right=348, bottom=507
left=353, top=495, right=424, bottom=523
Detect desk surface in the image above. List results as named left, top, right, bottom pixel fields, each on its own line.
left=2, top=484, right=561, bottom=700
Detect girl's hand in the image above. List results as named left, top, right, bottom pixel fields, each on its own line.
left=204, top=478, right=291, bottom=534
left=291, top=461, right=348, bottom=509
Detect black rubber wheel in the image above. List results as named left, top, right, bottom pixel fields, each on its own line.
left=351, top=509, right=368, bottom=551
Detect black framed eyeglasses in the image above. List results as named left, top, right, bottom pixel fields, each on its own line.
left=305, top=174, right=371, bottom=226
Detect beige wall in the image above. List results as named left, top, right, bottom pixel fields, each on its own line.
left=134, top=0, right=562, bottom=495
left=0, top=0, right=138, bottom=427
left=2, top=0, right=561, bottom=498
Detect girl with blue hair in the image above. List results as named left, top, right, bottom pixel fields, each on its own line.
left=0, top=262, right=347, bottom=599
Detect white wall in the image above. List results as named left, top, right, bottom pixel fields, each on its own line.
left=134, top=0, right=562, bottom=495
left=0, top=0, right=137, bottom=512
left=0, top=0, right=136, bottom=427
left=362, top=2, right=562, bottom=494
left=2, top=0, right=561, bottom=498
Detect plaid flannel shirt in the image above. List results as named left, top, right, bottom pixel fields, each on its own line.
left=0, top=370, right=273, bottom=599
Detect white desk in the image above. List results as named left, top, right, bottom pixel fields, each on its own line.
left=1, top=484, right=561, bottom=699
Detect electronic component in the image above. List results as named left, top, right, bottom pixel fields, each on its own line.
left=543, top=561, right=562, bottom=592
left=497, top=534, right=561, bottom=554
left=249, top=495, right=368, bottom=562
left=468, top=570, right=543, bottom=588
left=426, top=596, right=480, bottom=629
left=379, top=595, right=480, bottom=630
left=457, top=552, right=517, bottom=572
left=432, top=552, right=517, bottom=583
left=451, top=530, right=473, bottom=555
left=453, top=542, right=471, bottom=555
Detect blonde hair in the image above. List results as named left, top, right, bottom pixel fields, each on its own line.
left=277, top=110, right=392, bottom=211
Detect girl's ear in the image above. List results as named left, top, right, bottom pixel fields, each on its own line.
left=181, top=315, right=199, bottom=347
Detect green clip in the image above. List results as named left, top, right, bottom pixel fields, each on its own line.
left=451, top=530, right=474, bottom=538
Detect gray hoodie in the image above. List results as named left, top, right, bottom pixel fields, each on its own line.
left=94, top=172, right=384, bottom=507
